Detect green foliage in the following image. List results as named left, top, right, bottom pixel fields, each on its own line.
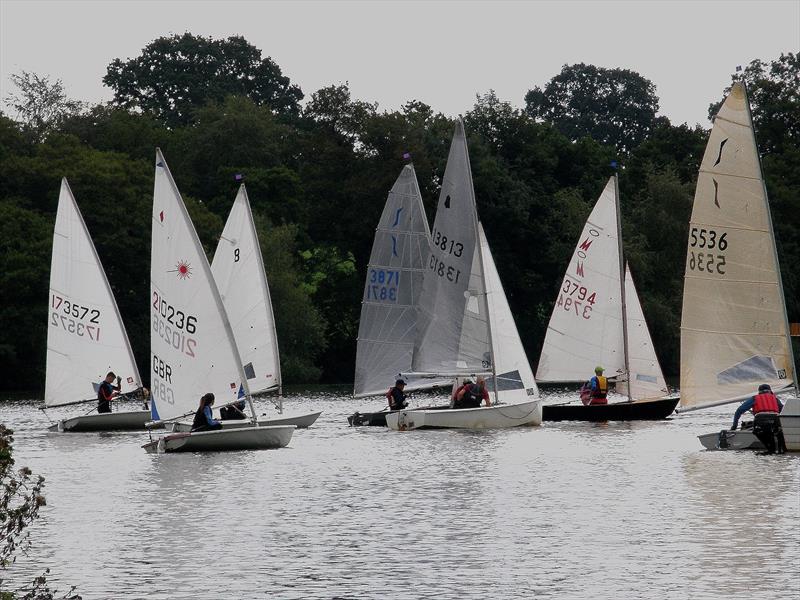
left=525, top=63, right=659, bottom=152
left=4, top=72, right=85, bottom=142
left=103, top=33, right=303, bottom=126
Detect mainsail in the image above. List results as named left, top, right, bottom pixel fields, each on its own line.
left=353, top=164, right=440, bottom=397
left=479, top=223, right=539, bottom=403
left=45, top=179, right=141, bottom=407
left=536, top=178, right=626, bottom=382
left=679, top=82, right=796, bottom=411
left=411, top=120, right=491, bottom=376
left=149, top=150, right=251, bottom=422
left=211, top=185, right=281, bottom=396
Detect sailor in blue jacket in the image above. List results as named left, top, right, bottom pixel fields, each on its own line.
left=191, top=393, right=223, bottom=432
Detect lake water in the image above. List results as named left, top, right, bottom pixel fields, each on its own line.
left=2, top=387, right=798, bottom=599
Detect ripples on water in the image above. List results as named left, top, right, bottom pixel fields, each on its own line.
left=2, top=387, right=798, bottom=599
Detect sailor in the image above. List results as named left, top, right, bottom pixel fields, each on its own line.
left=386, top=379, right=408, bottom=410
left=97, top=372, right=121, bottom=414
left=451, top=378, right=473, bottom=406
left=588, top=366, right=608, bottom=405
left=453, top=377, right=491, bottom=409
left=220, top=398, right=248, bottom=420
left=731, top=384, right=786, bottom=454
left=191, top=393, right=223, bottom=432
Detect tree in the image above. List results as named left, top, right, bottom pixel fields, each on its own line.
left=103, top=34, right=303, bottom=126
left=4, top=71, right=84, bottom=142
left=525, top=63, right=659, bottom=153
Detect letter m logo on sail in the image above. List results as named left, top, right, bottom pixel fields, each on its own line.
left=578, top=238, right=593, bottom=252
left=576, top=261, right=585, bottom=277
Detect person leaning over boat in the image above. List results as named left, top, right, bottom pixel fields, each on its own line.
left=386, top=379, right=409, bottom=410
left=731, top=384, right=786, bottom=454
left=451, top=379, right=473, bottom=406
left=587, top=367, right=608, bottom=405
left=453, top=377, right=491, bottom=409
left=220, top=398, right=247, bottom=420
left=191, top=393, right=223, bottom=432
left=97, top=372, right=121, bottom=413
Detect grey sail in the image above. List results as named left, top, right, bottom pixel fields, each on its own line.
left=353, top=165, right=435, bottom=397
left=412, top=120, right=491, bottom=375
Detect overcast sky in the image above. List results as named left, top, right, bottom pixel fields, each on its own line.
left=1, top=0, right=798, bottom=126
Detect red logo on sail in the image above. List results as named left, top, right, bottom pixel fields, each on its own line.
left=176, top=260, right=192, bottom=279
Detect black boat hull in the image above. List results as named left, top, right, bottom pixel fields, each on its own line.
left=542, top=397, right=679, bottom=422
left=348, top=405, right=451, bottom=426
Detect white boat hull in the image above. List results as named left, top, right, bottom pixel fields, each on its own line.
left=142, top=425, right=295, bottom=453
left=166, top=411, right=322, bottom=432
left=48, top=410, right=153, bottom=432
left=385, top=400, right=542, bottom=430
left=697, top=429, right=764, bottom=451
left=779, top=397, right=800, bottom=452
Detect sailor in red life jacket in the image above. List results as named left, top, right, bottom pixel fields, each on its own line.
left=386, top=379, right=408, bottom=411
left=453, top=377, right=491, bottom=409
left=731, top=383, right=786, bottom=454
left=587, top=366, right=608, bottom=405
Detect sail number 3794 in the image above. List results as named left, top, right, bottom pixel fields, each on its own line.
left=556, top=280, right=596, bottom=320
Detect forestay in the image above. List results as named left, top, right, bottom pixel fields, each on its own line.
left=45, top=179, right=142, bottom=407
left=354, top=164, right=443, bottom=397
left=679, top=82, right=795, bottom=410
left=211, top=185, right=281, bottom=396
left=150, top=150, right=249, bottom=422
left=479, top=223, right=539, bottom=403
left=536, top=178, right=625, bottom=382
left=412, top=120, right=491, bottom=376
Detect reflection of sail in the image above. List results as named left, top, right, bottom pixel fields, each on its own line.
left=681, top=452, right=799, bottom=594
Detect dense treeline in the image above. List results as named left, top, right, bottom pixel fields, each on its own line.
left=1, top=35, right=797, bottom=391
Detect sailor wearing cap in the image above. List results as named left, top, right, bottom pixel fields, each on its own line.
left=386, top=378, right=409, bottom=411
left=588, top=366, right=608, bottom=405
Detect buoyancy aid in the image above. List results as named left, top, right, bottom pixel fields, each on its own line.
left=591, top=375, right=608, bottom=404
left=458, top=384, right=483, bottom=408
left=753, top=392, right=779, bottom=414
left=191, top=406, right=207, bottom=430
left=386, top=387, right=406, bottom=409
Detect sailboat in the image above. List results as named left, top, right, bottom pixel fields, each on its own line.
left=385, top=121, right=542, bottom=430
left=350, top=163, right=451, bottom=426
left=44, top=179, right=150, bottom=432
left=672, top=82, right=799, bottom=450
left=536, top=175, right=678, bottom=421
left=167, top=184, right=320, bottom=432
left=142, top=150, right=294, bottom=453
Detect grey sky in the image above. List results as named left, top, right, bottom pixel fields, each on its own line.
left=1, top=0, right=798, bottom=126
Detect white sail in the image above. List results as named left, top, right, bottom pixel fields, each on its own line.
left=354, top=164, right=447, bottom=397
left=618, top=264, right=668, bottom=400
left=412, top=120, right=491, bottom=376
left=679, top=82, right=795, bottom=410
left=536, top=177, right=625, bottom=382
left=479, top=223, right=539, bottom=403
left=149, top=150, right=249, bottom=422
left=211, top=185, right=281, bottom=396
left=45, top=179, right=141, bottom=407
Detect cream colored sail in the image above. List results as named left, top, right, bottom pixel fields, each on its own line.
left=536, top=178, right=625, bottom=382
left=211, top=185, right=281, bottom=396
left=618, top=264, right=668, bottom=400
left=679, top=82, right=795, bottom=411
left=45, top=179, right=141, bottom=407
left=479, top=223, right=539, bottom=403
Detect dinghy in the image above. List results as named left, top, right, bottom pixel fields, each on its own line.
left=165, top=185, right=320, bottom=432
left=386, top=121, right=541, bottom=431
left=537, top=175, right=677, bottom=421
left=677, top=82, right=799, bottom=449
left=350, top=164, right=450, bottom=426
left=44, top=179, right=149, bottom=432
left=142, top=150, right=294, bottom=453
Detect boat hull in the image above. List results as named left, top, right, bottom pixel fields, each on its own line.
left=348, top=405, right=451, bottom=427
left=385, top=400, right=542, bottom=430
left=48, top=410, right=153, bottom=432
left=697, top=429, right=764, bottom=451
left=167, top=411, right=322, bottom=432
left=542, top=397, right=679, bottom=422
left=779, top=397, right=800, bottom=452
left=142, top=425, right=295, bottom=453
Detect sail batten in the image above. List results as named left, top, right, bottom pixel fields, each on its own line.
left=45, top=179, right=141, bottom=407
left=679, top=82, right=795, bottom=409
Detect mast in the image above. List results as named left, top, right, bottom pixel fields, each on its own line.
left=613, top=170, right=632, bottom=402
left=476, top=220, right=499, bottom=405
left=742, top=82, right=799, bottom=396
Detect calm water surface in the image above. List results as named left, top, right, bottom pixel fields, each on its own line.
left=2, top=387, right=798, bottom=599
